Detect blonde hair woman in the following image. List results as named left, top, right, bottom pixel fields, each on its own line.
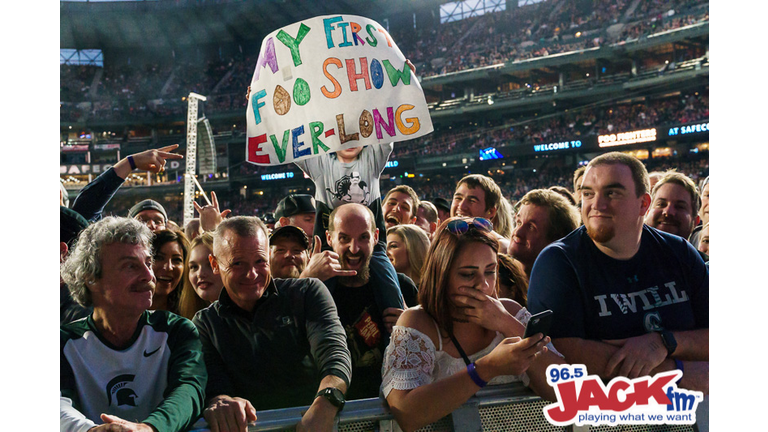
left=178, top=232, right=223, bottom=319
left=386, top=224, right=430, bottom=286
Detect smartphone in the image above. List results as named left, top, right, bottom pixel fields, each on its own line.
left=523, top=310, right=553, bottom=341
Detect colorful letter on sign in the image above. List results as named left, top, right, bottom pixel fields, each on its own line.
left=245, top=14, right=433, bottom=166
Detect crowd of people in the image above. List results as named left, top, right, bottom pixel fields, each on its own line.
left=391, top=0, right=707, bottom=77
left=391, top=90, right=709, bottom=159
left=88, top=147, right=708, bottom=230
left=60, top=137, right=709, bottom=431
left=59, top=0, right=709, bottom=123
left=59, top=1, right=709, bottom=430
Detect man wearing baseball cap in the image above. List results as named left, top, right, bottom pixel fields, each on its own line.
left=275, top=194, right=316, bottom=237
left=431, top=197, right=451, bottom=223
left=269, top=225, right=311, bottom=279
left=129, top=199, right=168, bottom=233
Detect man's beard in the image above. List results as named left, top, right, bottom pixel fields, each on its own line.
left=339, top=252, right=372, bottom=286
left=274, top=263, right=303, bottom=279
left=586, top=222, right=615, bottom=243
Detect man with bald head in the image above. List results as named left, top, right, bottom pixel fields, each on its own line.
left=324, top=203, right=418, bottom=400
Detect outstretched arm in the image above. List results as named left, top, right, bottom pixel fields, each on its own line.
left=71, top=145, right=183, bottom=221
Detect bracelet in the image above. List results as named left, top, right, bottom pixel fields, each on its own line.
left=467, top=363, right=488, bottom=388
left=127, top=155, right=137, bottom=170
left=674, top=359, right=684, bottom=384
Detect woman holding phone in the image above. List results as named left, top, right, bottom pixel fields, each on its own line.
left=381, top=217, right=564, bottom=432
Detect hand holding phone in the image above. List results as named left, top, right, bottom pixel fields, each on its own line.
left=523, top=310, right=553, bottom=342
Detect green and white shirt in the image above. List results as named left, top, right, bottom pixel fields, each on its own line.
left=60, top=310, right=206, bottom=432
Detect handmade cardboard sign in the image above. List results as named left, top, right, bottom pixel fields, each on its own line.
left=245, top=14, right=434, bottom=166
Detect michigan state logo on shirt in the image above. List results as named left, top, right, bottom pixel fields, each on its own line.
left=106, top=374, right=138, bottom=407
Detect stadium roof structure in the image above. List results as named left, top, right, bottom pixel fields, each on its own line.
left=60, top=0, right=447, bottom=51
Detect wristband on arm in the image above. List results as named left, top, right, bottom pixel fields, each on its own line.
left=127, top=155, right=137, bottom=170
left=467, top=363, right=488, bottom=388
left=674, top=359, right=684, bottom=384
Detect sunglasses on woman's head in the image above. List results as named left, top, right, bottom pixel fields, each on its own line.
left=446, top=217, right=493, bottom=236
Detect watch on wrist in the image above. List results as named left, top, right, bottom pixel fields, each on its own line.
left=316, top=387, right=345, bottom=413
left=657, top=330, right=677, bottom=356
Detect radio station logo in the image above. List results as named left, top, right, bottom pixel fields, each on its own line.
left=543, top=364, right=703, bottom=427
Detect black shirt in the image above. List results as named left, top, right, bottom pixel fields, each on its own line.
left=331, top=273, right=418, bottom=400
left=193, top=277, right=351, bottom=410
left=332, top=280, right=387, bottom=400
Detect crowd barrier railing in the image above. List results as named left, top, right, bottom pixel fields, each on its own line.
left=188, top=382, right=702, bottom=432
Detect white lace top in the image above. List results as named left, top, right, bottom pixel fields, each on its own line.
left=380, top=307, right=561, bottom=397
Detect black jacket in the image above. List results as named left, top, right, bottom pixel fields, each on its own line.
left=193, top=277, right=352, bottom=410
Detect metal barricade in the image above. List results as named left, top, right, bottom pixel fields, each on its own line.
left=187, top=383, right=668, bottom=432
left=189, top=383, right=702, bottom=431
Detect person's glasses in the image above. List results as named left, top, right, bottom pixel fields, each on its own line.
left=446, top=217, right=493, bottom=236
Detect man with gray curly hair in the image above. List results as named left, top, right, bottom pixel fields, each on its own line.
left=60, top=217, right=206, bottom=432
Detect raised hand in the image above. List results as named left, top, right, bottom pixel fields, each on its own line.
left=194, top=191, right=232, bottom=232
left=114, top=144, right=184, bottom=179
left=131, top=144, right=184, bottom=173
left=451, top=286, right=516, bottom=335
left=299, top=235, right=358, bottom=281
left=406, top=59, right=416, bottom=74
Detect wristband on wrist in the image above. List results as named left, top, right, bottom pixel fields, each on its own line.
left=467, top=363, right=488, bottom=388
left=674, top=359, right=684, bottom=384
left=127, top=155, right=137, bottom=170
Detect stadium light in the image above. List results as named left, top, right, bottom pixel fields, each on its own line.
left=189, top=92, right=207, bottom=101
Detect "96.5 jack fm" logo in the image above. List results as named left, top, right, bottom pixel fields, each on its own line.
left=543, top=364, right=703, bottom=427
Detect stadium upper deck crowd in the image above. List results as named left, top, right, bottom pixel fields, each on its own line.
left=59, top=0, right=709, bottom=123
left=61, top=138, right=709, bottom=431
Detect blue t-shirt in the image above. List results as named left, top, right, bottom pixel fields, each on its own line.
left=527, top=225, right=708, bottom=340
